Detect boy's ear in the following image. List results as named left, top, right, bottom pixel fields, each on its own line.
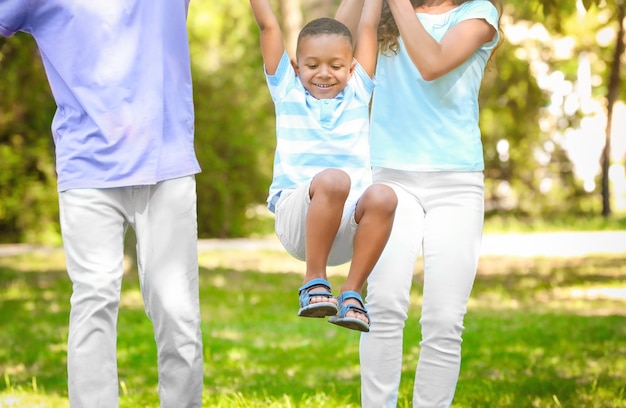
left=350, top=57, right=357, bottom=75
left=290, top=58, right=299, bottom=76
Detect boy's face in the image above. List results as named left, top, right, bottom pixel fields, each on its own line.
left=292, top=34, right=356, bottom=100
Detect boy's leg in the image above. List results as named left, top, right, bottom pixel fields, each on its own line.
left=132, top=176, right=203, bottom=408
left=338, top=183, right=397, bottom=323
left=274, top=169, right=351, bottom=311
left=60, top=188, right=127, bottom=408
left=305, top=169, right=351, bottom=282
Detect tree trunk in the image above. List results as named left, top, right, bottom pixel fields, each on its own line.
left=601, top=0, right=625, bottom=217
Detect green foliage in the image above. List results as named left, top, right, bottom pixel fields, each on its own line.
left=188, top=1, right=275, bottom=238
left=185, top=0, right=287, bottom=238
left=482, top=0, right=626, bottom=219
left=0, top=3, right=276, bottom=242
left=480, top=36, right=575, bottom=217
left=1, top=248, right=625, bottom=407
left=484, top=213, right=626, bottom=233
left=527, top=0, right=626, bottom=102
left=1, top=1, right=624, bottom=242
left=539, top=0, right=614, bottom=16
left=0, top=36, right=60, bottom=245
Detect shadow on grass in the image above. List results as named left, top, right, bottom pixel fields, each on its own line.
left=471, top=256, right=626, bottom=316
left=0, top=266, right=70, bottom=394
left=0, top=253, right=624, bottom=407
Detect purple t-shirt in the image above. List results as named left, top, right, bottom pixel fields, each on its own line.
left=0, top=0, right=201, bottom=191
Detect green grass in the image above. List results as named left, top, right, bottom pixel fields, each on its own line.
left=482, top=213, right=626, bottom=233
left=246, top=205, right=626, bottom=238
left=0, top=248, right=625, bottom=407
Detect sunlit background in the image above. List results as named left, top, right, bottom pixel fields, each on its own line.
left=0, top=0, right=624, bottom=244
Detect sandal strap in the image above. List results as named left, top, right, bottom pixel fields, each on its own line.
left=336, top=291, right=369, bottom=323
left=336, top=290, right=365, bottom=308
left=298, top=278, right=334, bottom=309
left=298, top=278, right=331, bottom=295
left=305, top=292, right=334, bottom=298
left=341, top=303, right=368, bottom=316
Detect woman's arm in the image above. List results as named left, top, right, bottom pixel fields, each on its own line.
left=250, top=0, right=285, bottom=75
left=354, top=0, right=383, bottom=78
left=386, top=0, right=495, bottom=80
left=335, top=0, right=365, bottom=39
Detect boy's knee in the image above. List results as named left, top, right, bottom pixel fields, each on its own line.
left=363, top=184, right=398, bottom=213
left=311, top=169, right=351, bottom=197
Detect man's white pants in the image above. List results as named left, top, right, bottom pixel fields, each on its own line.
left=360, top=168, right=484, bottom=408
left=59, top=176, right=203, bottom=408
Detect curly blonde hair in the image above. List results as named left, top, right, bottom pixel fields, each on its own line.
left=378, top=0, right=503, bottom=56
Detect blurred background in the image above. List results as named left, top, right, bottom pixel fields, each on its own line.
left=0, top=0, right=624, bottom=245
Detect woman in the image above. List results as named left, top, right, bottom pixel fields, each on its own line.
left=358, top=0, right=502, bottom=406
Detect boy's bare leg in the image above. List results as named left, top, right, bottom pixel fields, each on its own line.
left=340, top=184, right=397, bottom=322
left=303, top=169, right=351, bottom=306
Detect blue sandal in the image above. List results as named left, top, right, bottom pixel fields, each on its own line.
left=328, top=291, right=370, bottom=332
left=297, top=278, right=339, bottom=318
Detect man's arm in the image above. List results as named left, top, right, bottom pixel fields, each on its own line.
left=250, top=0, right=285, bottom=75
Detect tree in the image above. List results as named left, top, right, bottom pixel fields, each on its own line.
left=0, top=36, right=59, bottom=244
left=1, top=0, right=622, bottom=244
left=537, top=0, right=625, bottom=216
left=188, top=1, right=275, bottom=237
left=599, top=0, right=625, bottom=216
left=0, top=2, right=278, bottom=243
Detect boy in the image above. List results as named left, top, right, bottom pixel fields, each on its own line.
left=250, top=0, right=394, bottom=332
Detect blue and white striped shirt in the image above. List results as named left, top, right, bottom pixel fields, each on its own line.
left=265, top=52, right=374, bottom=213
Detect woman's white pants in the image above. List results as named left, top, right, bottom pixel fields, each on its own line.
left=360, top=168, right=484, bottom=408
left=59, top=176, right=203, bottom=408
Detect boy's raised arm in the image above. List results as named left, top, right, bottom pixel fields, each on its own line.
left=352, top=0, right=383, bottom=78
left=250, top=0, right=284, bottom=75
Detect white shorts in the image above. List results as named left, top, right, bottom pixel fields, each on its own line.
left=274, top=181, right=358, bottom=266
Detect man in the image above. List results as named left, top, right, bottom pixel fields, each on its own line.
left=0, top=1, right=204, bottom=406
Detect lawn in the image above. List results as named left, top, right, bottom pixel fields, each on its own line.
left=0, top=244, right=625, bottom=407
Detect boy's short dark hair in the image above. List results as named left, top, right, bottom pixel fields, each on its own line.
left=297, top=17, right=353, bottom=55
